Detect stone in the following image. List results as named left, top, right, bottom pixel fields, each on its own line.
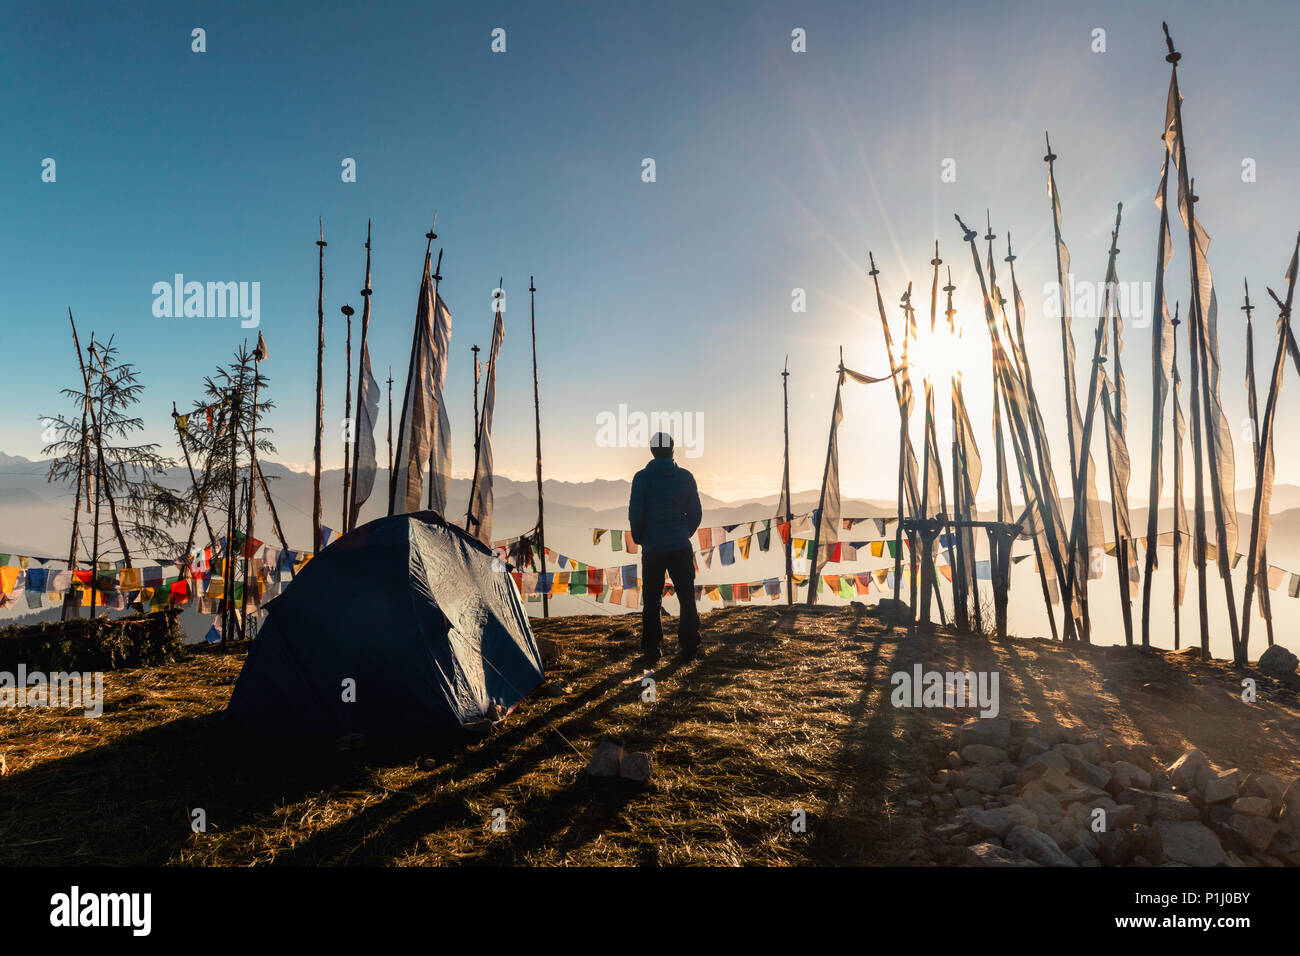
left=1257, top=643, right=1299, bottom=677
left=1242, top=773, right=1286, bottom=810
left=1068, top=843, right=1097, bottom=865
left=1021, top=737, right=1050, bottom=758
left=1040, top=765, right=1077, bottom=793
left=1076, top=827, right=1101, bottom=853
left=1096, top=828, right=1136, bottom=867
left=959, top=717, right=1012, bottom=751
left=586, top=738, right=625, bottom=777
left=1110, top=760, right=1153, bottom=792
left=954, top=788, right=981, bottom=807
left=1230, top=813, right=1279, bottom=853
left=1078, top=740, right=1104, bottom=765
left=960, top=803, right=1039, bottom=839
left=1118, top=788, right=1198, bottom=822
left=1266, top=829, right=1300, bottom=857
left=619, top=751, right=653, bottom=783
left=966, top=841, right=1036, bottom=866
left=1022, top=784, right=1062, bottom=818
left=1069, top=760, right=1113, bottom=791
left=1006, top=825, right=1078, bottom=867
left=1210, top=822, right=1251, bottom=856
left=1112, top=804, right=1144, bottom=829
left=1166, top=749, right=1211, bottom=794
left=965, top=768, right=1003, bottom=794
left=1133, top=823, right=1163, bottom=862
left=535, top=637, right=561, bottom=663
left=1088, top=795, right=1120, bottom=815
left=1054, top=742, right=1085, bottom=764
left=1155, top=820, right=1228, bottom=867
left=1231, top=796, right=1273, bottom=818
left=1040, top=724, right=1066, bottom=745
left=1025, top=751, right=1070, bottom=775
left=945, top=750, right=962, bottom=769
left=1045, top=819, right=1079, bottom=851
left=1282, top=777, right=1300, bottom=817
left=1207, top=804, right=1234, bottom=826
left=1203, top=771, right=1241, bottom=805
left=961, top=744, right=1009, bottom=765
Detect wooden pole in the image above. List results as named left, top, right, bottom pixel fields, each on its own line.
left=781, top=357, right=794, bottom=605
left=426, top=244, right=445, bottom=512
left=341, top=304, right=354, bottom=534
left=1241, top=247, right=1300, bottom=657
left=63, top=312, right=91, bottom=619
left=1061, top=204, right=1125, bottom=646
left=86, top=331, right=102, bottom=620
left=390, top=224, right=436, bottom=514
left=917, top=251, right=942, bottom=627
left=928, top=244, right=955, bottom=626
left=1241, top=280, right=1275, bottom=647
left=1141, top=146, right=1174, bottom=648
left=466, top=280, right=500, bottom=532
left=348, top=221, right=373, bottom=534
left=1100, top=368, right=1134, bottom=645
left=1171, top=306, right=1183, bottom=649
left=313, top=219, right=327, bottom=552
left=1163, top=23, right=1242, bottom=660
left=902, top=289, right=922, bottom=618
left=472, top=344, right=482, bottom=448
left=1106, top=241, right=1136, bottom=649
left=224, top=365, right=243, bottom=646
left=1004, top=238, right=1061, bottom=641
left=943, top=271, right=970, bottom=632
left=867, top=253, right=911, bottom=604
left=173, top=402, right=218, bottom=557
left=529, top=277, right=549, bottom=618
left=1044, top=132, right=1091, bottom=643
left=84, top=333, right=133, bottom=569
left=242, top=346, right=261, bottom=641
left=806, top=355, right=844, bottom=606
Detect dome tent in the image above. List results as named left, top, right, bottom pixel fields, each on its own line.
left=225, top=511, right=544, bottom=736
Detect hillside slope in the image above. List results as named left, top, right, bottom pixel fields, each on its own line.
left=0, top=605, right=1297, bottom=865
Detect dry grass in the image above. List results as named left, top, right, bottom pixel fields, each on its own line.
left=1, top=604, right=1298, bottom=866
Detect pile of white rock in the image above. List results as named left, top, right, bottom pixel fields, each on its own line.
left=925, top=718, right=1300, bottom=866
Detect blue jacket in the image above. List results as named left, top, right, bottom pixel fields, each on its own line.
left=628, top=458, right=703, bottom=554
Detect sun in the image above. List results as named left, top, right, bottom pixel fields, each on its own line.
left=904, top=322, right=969, bottom=384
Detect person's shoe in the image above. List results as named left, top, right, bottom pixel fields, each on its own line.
left=677, top=640, right=701, bottom=662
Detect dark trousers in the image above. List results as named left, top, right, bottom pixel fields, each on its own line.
left=641, top=547, right=700, bottom=654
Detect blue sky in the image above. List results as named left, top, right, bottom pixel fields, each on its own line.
left=4, top=0, right=1300, bottom=503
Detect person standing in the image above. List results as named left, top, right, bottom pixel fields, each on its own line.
left=628, top=432, right=702, bottom=667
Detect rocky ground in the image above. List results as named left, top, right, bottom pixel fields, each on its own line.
left=928, top=716, right=1300, bottom=866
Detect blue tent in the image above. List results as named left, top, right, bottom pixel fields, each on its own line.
left=225, top=511, right=544, bottom=736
